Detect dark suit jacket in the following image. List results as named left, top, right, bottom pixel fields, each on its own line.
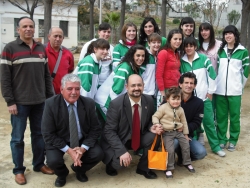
left=41, top=94, right=101, bottom=150
left=101, top=93, right=155, bottom=164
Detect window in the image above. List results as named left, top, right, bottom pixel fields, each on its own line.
left=60, top=21, right=68, bottom=37
left=14, top=18, right=19, bottom=37
left=39, top=19, right=44, bottom=37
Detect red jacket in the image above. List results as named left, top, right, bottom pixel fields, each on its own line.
left=156, top=48, right=181, bottom=91
left=46, top=44, right=74, bottom=94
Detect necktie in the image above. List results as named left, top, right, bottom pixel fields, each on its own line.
left=131, top=104, right=140, bottom=151
left=69, top=104, right=79, bottom=148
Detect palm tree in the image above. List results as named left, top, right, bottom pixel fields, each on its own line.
left=104, top=12, right=120, bottom=44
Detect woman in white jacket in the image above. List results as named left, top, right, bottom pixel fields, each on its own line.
left=215, top=25, right=249, bottom=152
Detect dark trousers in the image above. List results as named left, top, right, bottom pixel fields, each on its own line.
left=46, top=143, right=104, bottom=178
left=110, top=132, right=160, bottom=172
left=10, top=103, right=45, bottom=174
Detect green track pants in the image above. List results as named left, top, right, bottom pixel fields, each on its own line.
left=202, top=98, right=221, bottom=152
left=214, top=95, right=241, bottom=146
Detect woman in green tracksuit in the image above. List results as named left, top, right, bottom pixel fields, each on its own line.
left=215, top=25, right=249, bottom=152
left=76, top=39, right=110, bottom=99
left=112, top=22, right=137, bottom=70
left=180, top=37, right=226, bottom=157
left=95, top=44, right=149, bottom=119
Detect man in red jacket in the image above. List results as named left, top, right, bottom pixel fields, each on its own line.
left=46, top=27, right=74, bottom=94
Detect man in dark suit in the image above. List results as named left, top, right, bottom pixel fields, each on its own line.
left=101, top=74, right=163, bottom=179
left=41, top=74, right=103, bottom=187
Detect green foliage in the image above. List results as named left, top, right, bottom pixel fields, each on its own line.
left=184, top=3, right=200, bottom=19
left=173, top=18, right=180, bottom=24
left=227, top=10, right=241, bottom=25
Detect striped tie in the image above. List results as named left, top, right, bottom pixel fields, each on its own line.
left=69, top=104, right=79, bottom=148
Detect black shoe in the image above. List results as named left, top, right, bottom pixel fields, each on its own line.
left=106, top=164, right=118, bottom=176
left=184, top=164, right=195, bottom=173
left=71, top=164, right=76, bottom=172
left=136, top=168, right=157, bottom=179
left=55, top=177, right=66, bottom=187
left=76, top=173, right=88, bottom=182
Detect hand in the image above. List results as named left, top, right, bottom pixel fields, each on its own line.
left=206, top=93, right=213, bottom=101
left=177, top=126, right=183, bottom=132
left=73, top=147, right=86, bottom=166
left=150, top=124, right=164, bottom=135
left=67, top=148, right=82, bottom=167
left=184, top=135, right=191, bottom=141
left=8, top=104, right=18, bottom=115
left=119, top=152, right=132, bottom=167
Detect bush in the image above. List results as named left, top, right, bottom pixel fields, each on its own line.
left=173, top=18, right=180, bottom=24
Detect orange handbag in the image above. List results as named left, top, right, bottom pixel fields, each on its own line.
left=148, top=134, right=168, bottom=171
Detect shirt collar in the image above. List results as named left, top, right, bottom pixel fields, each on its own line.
left=129, top=96, right=141, bottom=107
left=64, top=99, right=77, bottom=108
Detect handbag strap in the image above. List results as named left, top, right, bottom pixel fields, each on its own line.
left=150, top=134, right=165, bottom=151
left=51, top=46, right=63, bottom=79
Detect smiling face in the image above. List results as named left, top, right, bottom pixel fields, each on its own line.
left=179, top=77, right=196, bottom=94
left=200, top=28, right=210, bottom=42
left=17, top=18, right=35, bottom=41
left=181, top=23, right=194, bottom=37
left=98, top=29, right=111, bottom=40
left=167, top=94, right=181, bottom=108
left=94, top=47, right=109, bottom=61
left=126, top=74, right=144, bottom=99
left=184, top=44, right=196, bottom=57
left=126, top=26, right=137, bottom=41
left=133, top=49, right=145, bottom=66
left=170, top=33, right=182, bottom=50
left=148, top=40, right=161, bottom=53
left=224, top=32, right=236, bottom=45
left=61, top=81, right=80, bottom=104
left=144, top=21, right=155, bottom=36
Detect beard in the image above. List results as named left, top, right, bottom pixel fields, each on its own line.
left=129, top=90, right=142, bottom=98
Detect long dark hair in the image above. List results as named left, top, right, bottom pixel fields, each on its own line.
left=161, top=29, right=183, bottom=53
left=179, top=17, right=195, bottom=37
left=121, top=44, right=149, bottom=74
left=85, top=39, right=110, bottom=57
left=139, top=17, right=161, bottom=46
left=218, top=25, right=240, bottom=53
left=198, top=22, right=216, bottom=51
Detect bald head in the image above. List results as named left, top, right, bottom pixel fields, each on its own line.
left=126, top=74, right=144, bottom=101
left=48, top=27, right=64, bottom=51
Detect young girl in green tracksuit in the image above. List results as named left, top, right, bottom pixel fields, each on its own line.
left=76, top=39, right=110, bottom=99
left=180, top=37, right=226, bottom=157
left=95, top=44, right=149, bottom=119
left=215, top=25, right=249, bottom=152
left=112, top=22, right=137, bottom=70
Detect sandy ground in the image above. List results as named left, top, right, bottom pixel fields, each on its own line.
left=0, top=64, right=250, bottom=187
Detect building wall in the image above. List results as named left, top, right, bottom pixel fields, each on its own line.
left=0, top=0, right=78, bottom=52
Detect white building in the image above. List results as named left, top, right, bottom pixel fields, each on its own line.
left=0, top=0, right=79, bottom=52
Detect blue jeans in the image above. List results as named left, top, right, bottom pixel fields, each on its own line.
left=10, top=103, right=45, bottom=174
left=174, top=138, right=207, bottom=162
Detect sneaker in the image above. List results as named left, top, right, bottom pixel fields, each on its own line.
left=227, top=143, right=235, bottom=152
left=198, top=133, right=205, bottom=146
left=219, top=144, right=225, bottom=150
left=216, top=150, right=226, bottom=157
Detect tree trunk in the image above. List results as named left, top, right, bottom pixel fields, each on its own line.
left=119, top=0, right=126, bottom=40
left=240, top=0, right=250, bottom=48
left=43, top=0, right=53, bottom=43
left=161, top=0, right=166, bottom=38
left=89, top=0, right=95, bottom=39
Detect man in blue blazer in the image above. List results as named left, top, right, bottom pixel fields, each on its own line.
left=42, top=74, right=103, bottom=187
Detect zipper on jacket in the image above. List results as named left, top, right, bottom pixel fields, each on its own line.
left=225, top=55, right=231, bottom=96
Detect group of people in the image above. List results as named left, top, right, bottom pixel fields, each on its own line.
left=0, top=15, right=249, bottom=187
